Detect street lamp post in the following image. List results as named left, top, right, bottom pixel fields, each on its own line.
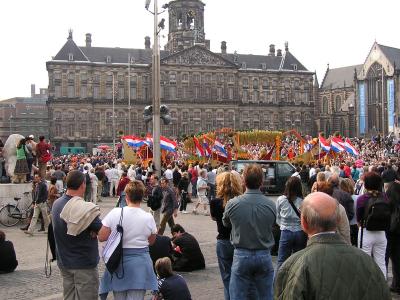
left=146, top=0, right=163, bottom=177
left=128, top=54, right=132, bottom=135
left=112, top=73, right=116, bottom=152
left=381, top=68, right=385, bottom=136
left=9, top=115, right=13, bottom=136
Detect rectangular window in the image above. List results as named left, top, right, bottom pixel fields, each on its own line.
left=81, top=85, right=87, bottom=98
left=107, top=75, right=113, bottom=82
left=67, top=85, right=75, bottom=98
left=81, top=73, right=87, bottom=81
left=243, top=90, right=248, bottom=102
left=68, top=124, right=74, bottom=136
left=130, top=87, right=137, bottom=100
left=93, top=86, right=100, bottom=99
left=119, top=87, right=125, bottom=100
left=106, top=87, right=112, bottom=99
left=228, top=87, right=234, bottom=100
left=217, top=87, right=223, bottom=100
left=194, top=87, right=199, bottom=99
left=54, top=73, right=61, bottom=80
left=253, top=91, right=259, bottom=102
left=170, top=86, right=176, bottom=99
left=55, top=86, right=61, bottom=98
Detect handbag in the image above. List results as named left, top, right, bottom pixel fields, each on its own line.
left=102, top=207, right=124, bottom=278
left=287, top=197, right=307, bottom=239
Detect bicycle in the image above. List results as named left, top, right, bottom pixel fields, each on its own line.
left=0, top=192, right=33, bottom=227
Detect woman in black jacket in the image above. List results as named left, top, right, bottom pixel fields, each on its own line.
left=178, top=172, right=190, bottom=213
left=386, top=181, right=400, bottom=294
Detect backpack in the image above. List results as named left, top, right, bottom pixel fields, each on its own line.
left=148, top=186, right=163, bottom=211
left=390, top=205, right=400, bottom=234
left=85, top=172, right=91, bottom=185
left=362, top=196, right=391, bottom=231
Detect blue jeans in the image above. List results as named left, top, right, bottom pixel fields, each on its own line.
left=277, top=230, right=307, bottom=270
left=229, top=248, right=274, bottom=300
left=216, top=239, right=234, bottom=300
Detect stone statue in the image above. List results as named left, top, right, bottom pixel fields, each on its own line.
left=3, top=134, right=24, bottom=181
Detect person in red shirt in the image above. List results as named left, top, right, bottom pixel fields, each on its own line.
left=344, top=162, right=352, bottom=178
left=116, top=171, right=130, bottom=197
left=35, top=136, right=51, bottom=179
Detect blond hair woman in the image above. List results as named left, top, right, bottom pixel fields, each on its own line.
left=210, top=172, right=243, bottom=300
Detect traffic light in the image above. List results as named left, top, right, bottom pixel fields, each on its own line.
left=160, top=105, right=171, bottom=125
left=143, top=105, right=153, bottom=124
left=143, top=105, right=171, bottom=125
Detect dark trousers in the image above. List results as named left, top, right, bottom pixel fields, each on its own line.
left=26, top=157, right=34, bottom=181
left=350, top=224, right=358, bottom=247
left=207, top=183, right=216, bottom=201
left=180, top=192, right=188, bottom=211
left=387, top=232, right=400, bottom=290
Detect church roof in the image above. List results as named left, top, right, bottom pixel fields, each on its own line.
left=378, top=44, right=400, bottom=69
left=321, top=65, right=362, bottom=90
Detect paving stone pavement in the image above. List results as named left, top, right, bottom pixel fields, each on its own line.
left=0, top=196, right=399, bottom=299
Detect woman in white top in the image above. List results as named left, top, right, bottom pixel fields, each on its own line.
left=98, top=180, right=158, bottom=300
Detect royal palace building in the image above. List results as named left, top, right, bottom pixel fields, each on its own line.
left=47, top=0, right=316, bottom=151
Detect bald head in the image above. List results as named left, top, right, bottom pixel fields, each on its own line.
left=301, top=192, right=339, bottom=236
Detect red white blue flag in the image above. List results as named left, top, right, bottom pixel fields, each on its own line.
left=319, top=136, right=331, bottom=152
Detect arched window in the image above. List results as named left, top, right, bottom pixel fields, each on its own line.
left=335, top=96, right=342, bottom=112
left=322, top=97, right=328, bottom=114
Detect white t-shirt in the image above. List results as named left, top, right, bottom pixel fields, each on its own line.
left=102, top=207, right=157, bottom=248
left=164, top=169, right=173, bottom=180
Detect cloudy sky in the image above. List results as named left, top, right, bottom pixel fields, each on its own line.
left=0, top=0, right=399, bottom=100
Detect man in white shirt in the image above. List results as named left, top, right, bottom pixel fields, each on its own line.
left=127, top=165, right=136, bottom=181
left=108, top=164, right=120, bottom=197
left=89, top=169, right=98, bottom=204
left=193, top=170, right=209, bottom=216
left=164, top=165, right=173, bottom=187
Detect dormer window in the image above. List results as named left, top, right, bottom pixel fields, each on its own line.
left=68, top=53, right=74, bottom=61
left=261, top=63, right=267, bottom=70
left=241, top=62, right=247, bottom=69
left=292, top=64, right=298, bottom=71
left=130, top=57, right=135, bottom=64
left=106, top=56, right=112, bottom=63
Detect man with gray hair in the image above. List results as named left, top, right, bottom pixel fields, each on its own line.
left=274, top=192, right=390, bottom=299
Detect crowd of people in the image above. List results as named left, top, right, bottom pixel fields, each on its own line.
left=1, top=133, right=400, bottom=299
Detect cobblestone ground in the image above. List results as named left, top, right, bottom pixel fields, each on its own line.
left=0, top=196, right=398, bottom=299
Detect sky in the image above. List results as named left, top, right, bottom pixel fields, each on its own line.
left=0, top=0, right=399, bottom=100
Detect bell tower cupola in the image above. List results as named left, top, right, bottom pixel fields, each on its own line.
left=166, top=0, right=208, bottom=53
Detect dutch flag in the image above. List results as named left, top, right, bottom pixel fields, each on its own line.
left=122, top=135, right=146, bottom=148
left=145, top=133, right=153, bottom=146
left=213, top=140, right=228, bottom=158
left=319, top=136, right=331, bottom=153
left=160, top=136, right=177, bottom=152
left=343, top=138, right=359, bottom=156
left=331, top=137, right=345, bottom=153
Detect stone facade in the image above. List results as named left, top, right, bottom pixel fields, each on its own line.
left=46, top=0, right=316, bottom=151
left=0, top=85, right=49, bottom=143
